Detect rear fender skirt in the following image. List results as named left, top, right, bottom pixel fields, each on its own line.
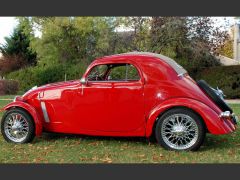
left=145, top=98, right=235, bottom=137
left=3, top=101, right=43, bottom=136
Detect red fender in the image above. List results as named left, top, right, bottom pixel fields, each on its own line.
left=2, top=101, right=43, bottom=136
left=145, top=98, right=236, bottom=137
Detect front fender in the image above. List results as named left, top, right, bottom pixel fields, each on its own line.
left=2, top=101, right=43, bottom=136
left=145, top=98, right=236, bottom=137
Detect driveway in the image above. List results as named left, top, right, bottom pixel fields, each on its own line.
left=225, top=99, right=240, bottom=104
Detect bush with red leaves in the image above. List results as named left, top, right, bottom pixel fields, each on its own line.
left=0, top=80, right=19, bottom=95
left=0, top=54, right=26, bottom=76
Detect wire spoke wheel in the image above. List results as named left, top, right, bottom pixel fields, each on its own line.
left=161, top=114, right=199, bottom=150
left=3, top=112, right=29, bottom=143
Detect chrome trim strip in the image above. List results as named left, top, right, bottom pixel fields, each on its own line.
left=40, top=101, right=50, bottom=123
left=177, top=73, right=185, bottom=77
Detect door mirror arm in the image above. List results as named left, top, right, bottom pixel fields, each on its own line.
left=80, top=77, right=88, bottom=95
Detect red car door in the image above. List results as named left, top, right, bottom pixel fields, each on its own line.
left=71, top=63, right=145, bottom=133
left=70, top=64, right=112, bottom=132
left=106, top=63, right=145, bottom=132
left=109, top=81, right=145, bottom=132
left=71, top=81, right=112, bottom=131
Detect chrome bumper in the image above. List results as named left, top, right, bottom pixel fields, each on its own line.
left=219, top=111, right=238, bottom=125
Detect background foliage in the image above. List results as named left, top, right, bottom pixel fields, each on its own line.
left=195, top=65, right=240, bottom=98
left=0, top=17, right=237, bottom=96
left=0, top=80, right=19, bottom=95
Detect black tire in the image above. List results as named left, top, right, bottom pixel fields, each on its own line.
left=155, top=108, right=206, bottom=151
left=197, top=80, right=232, bottom=113
left=1, top=108, right=35, bottom=143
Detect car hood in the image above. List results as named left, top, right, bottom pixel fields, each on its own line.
left=22, top=80, right=80, bottom=100
left=39, top=80, right=79, bottom=89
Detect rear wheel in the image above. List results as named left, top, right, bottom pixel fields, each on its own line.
left=1, top=108, right=35, bottom=143
left=155, top=108, right=205, bottom=151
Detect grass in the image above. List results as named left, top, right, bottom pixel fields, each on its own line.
left=0, top=95, right=14, bottom=117
left=0, top=95, right=240, bottom=163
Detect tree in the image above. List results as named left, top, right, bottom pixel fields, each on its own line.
left=218, top=39, right=233, bottom=58
left=0, top=19, right=37, bottom=66
left=187, top=17, right=229, bottom=56
left=149, top=17, right=231, bottom=72
left=117, top=17, right=150, bottom=51
left=150, top=17, right=189, bottom=58
left=27, top=17, right=116, bottom=66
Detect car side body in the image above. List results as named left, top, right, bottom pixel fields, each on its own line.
left=1, top=52, right=236, bottom=140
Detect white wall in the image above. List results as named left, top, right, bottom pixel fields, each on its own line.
left=233, top=23, right=240, bottom=61
left=217, top=55, right=240, bottom=66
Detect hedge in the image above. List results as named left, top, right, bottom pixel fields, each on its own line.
left=195, top=65, right=240, bottom=99
left=6, top=63, right=88, bottom=92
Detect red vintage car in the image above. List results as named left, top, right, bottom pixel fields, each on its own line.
left=0, top=52, right=238, bottom=151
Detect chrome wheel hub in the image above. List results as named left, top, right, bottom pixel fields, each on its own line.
left=172, top=125, right=186, bottom=136
left=161, top=114, right=199, bottom=150
left=4, top=113, right=29, bottom=143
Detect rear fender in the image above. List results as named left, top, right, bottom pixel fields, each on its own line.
left=145, top=98, right=235, bottom=137
left=2, top=101, right=43, bottom=136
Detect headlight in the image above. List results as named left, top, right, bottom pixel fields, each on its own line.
left=13, top=96, right=23, bottom=102
left=22, top=86, right=38, bottom=97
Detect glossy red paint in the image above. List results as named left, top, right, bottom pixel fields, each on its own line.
left=2, top=53, right=236, bottom=137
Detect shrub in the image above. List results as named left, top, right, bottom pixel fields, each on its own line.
left=195, top=65, right=240, bottom=99
left=6, top=62, right=88, bottom=92
left=0, top=54, right=26, bottom=75
left=6, top=67, right=37, bottom=92
left=0, top=80, right=19, bottom=95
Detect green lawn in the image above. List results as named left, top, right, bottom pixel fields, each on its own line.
left=0, top=95, right=240, bottom=163
left=0, top=95, right=14, bottom=117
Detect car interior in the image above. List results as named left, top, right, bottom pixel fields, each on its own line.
left=87, top=63, right=140, bottom=82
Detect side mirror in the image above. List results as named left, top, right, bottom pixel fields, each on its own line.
left=80, top=77, right=88, bottom=85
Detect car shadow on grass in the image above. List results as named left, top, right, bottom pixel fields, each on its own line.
left=35, top=132, right=150, bottom=145
left=33, top=132, right=237, bottom=151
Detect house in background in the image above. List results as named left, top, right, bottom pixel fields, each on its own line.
left=218, top=23, right=240, bottom=66
left=233, top=23, right=240, bottom=62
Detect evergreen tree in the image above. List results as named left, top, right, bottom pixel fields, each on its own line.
left=0, top=23, right=37, bottom=66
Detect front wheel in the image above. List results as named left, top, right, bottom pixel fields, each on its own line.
left=1, top=108, right=35, bottom=143
left=155, top=108, right=206, bottom=151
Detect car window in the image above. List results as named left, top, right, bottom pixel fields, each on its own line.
left=127, top=64, right=140, bottom=80
left=87, top=64, right=108, bottom=81
left=107, top=64, right=140, bottom=81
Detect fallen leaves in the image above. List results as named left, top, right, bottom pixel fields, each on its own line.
left=88, top=142, right=100, bottom=146
left=152, top=153, right=165, bottom=162
left=101, top=157, right=113, bottom=163
left=138, top=154, right=145, bottom=158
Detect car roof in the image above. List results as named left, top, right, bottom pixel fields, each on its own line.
left=97, top=52, right=187, bottom=75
